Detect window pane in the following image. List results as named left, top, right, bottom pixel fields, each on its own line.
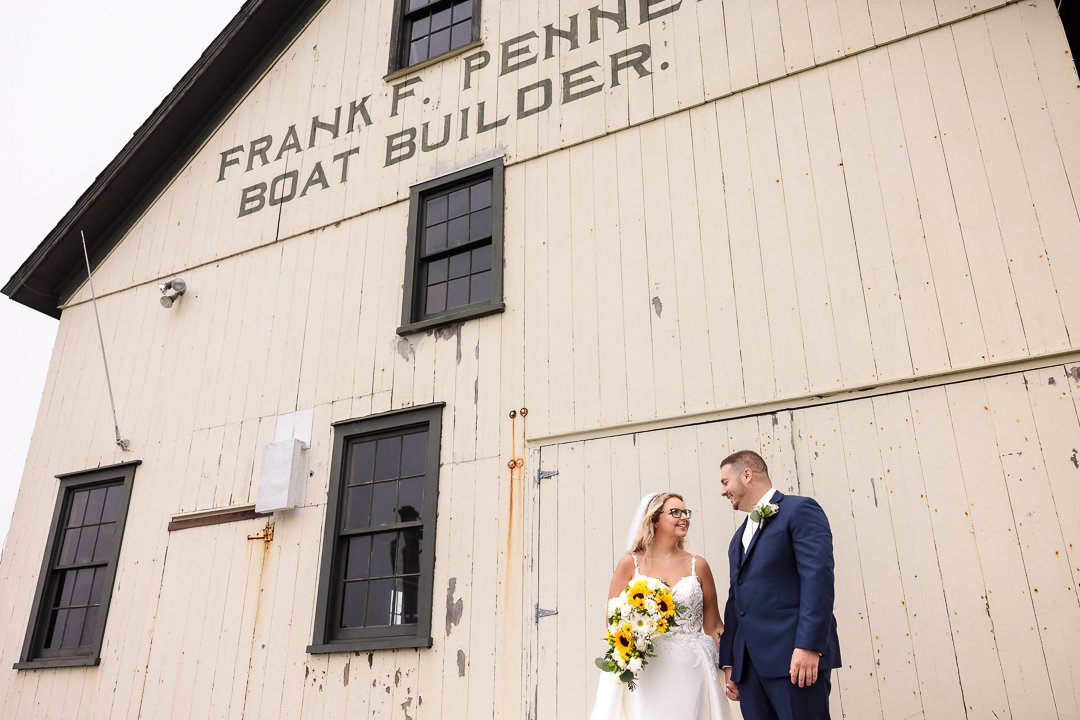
left=424, top=223, right=447, bottom=254
left=470, top=178, right=491, bottom=210
left=89, top=567, right=107, bottom=604
left=447, top=216, right=469, bottom=248
left=371, top=481, right=398, bottom=526
left=447, top=277, right=470, bottom=309
left=59, top=528, right=80, bottom=566
left=348, top=440, right=376, bottom=486
left=410, top=15, right=430, bottom=38
left=426, top=257, right=448, bottom=285
left=448, top=188, right=470, bottom=218
left=400, top=575, right=421, bottom=624
left=451, top=21, right=471, bottom=50
left=101, top=485, right=124, bottom=523
left=344, top=485, right=373, bottom=530
left=431, top=7, right=452, bottom=31
left=58, top=570, right=78, bottom=607
left=400, top=432, right=428, bottom=477
left=345, top=535, right=372, bottom=579
left=366, top=578, right=395, bottom=626
left=400, top=527, right=423, bottom=574
left=472, top=244, right=492, bottom=272
left=75, top=526, right=99, bottom=564
left=409, top=38, right=428, bottom=66
left=62, top=608, right=86, bottom=648
left=426, top=282, right=447, bottom=315
left=452, top=0, right=473, bottom=23
left=398, top=477, right=424, bottom=520
left=340, top=581, right=368, bottom=628
left=429, top=27, right=450, bottom=57
left=470, top=270, right=492, bottom=303
left=470, top=208, right=492, bottom=241
left=67, top=491, right=89, bottom=528
left=407, top=0, right=432, bottom=11
left=374, top=436, right=402, bottom=481
left=80, top=606, right=99, bottom=647
left=93, top=523, right=116, bottom=563
left=84, top=487, right=107, bottom=525
left=370, top=532, right=398, bottom=577
left=47, top=609, right=68, bottom=649
left=425, top=194, right=447, bottom=225
left=448, top=251, right=471, bottom=279
left=71, top=567, right=95, bottom=606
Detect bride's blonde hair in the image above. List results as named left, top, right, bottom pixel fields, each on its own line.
left=629, top=492, right=687, bottom=554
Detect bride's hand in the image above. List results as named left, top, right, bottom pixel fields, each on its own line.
left=722, top=667, right=739, bottom=701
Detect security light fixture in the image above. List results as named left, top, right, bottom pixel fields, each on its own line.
left=158, top=278, right=187, bottom=308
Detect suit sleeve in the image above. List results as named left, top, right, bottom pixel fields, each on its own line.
left=718, top=570, right=737, bottom=667
left=791, top=497, right=835, bottom=654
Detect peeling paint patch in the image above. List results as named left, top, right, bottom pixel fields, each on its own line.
left=394, top=668, right=402, bottom=687
left=651, top=296, right=663, bottom=317
left=1048, top=376, right=1057, bottom=386
left=457, top=649, right=467, bottom=677
left=1071, top=449, right=1078, bottom=470
left=401, top=697, right=415, bottom=720
left=446, top=577, right=464, bottom=635
left=474, top=378, right=479, bottom=405
left=475, top=341, right=480, bottom=360
left=1070, top=367, right=1080, bottom=382
left=397, top=337, right=415, bottom=361
left=368, top=651, right=374, bottom=668
left=343, top=658, right=350, bottom=686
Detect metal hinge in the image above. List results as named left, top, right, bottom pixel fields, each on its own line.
left=536, top=469, right=558, bottom=484
left=247, top=519, right=275, bottom=543
left=535, top=604, right=558, bottom=622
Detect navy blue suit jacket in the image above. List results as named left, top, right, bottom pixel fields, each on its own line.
left=719, top=491, right=842, bottom=682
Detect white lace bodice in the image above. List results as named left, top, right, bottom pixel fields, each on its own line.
left=630, top=554, right=718, bottom=666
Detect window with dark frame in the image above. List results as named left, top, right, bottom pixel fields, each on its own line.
left=399, top=158, right=504, bottom=334
left=391, top=0, right=480, bottom=73
left=309, top=404, right=442, bottom=654
left=16, top=461, right=138, bottom=670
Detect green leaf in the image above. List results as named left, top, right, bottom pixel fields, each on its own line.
left=750, top=509, right=761, bottom=523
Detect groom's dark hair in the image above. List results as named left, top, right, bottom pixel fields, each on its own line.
left=720, top=450, right=769, bottom=477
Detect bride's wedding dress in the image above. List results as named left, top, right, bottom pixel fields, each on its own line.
left=588, top=555, right=732, bottom=719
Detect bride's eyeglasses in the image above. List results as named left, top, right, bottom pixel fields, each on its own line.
left=666, top=508, right=692, bottom=519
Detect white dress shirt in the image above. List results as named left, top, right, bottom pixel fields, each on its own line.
left=741, top=487, right=778, bottom=552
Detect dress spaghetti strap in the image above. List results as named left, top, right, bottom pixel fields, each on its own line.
left=691, top=555, right=698, bottom=578
left=631, top=553, right=640, bottom=575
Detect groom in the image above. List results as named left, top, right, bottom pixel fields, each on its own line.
left=718, top=450, right=841, bottom=720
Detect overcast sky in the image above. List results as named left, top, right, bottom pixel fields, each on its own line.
left=0, top=2, right=246, bottom=552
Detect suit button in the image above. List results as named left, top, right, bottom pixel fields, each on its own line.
left=740, top=611, right=745, bottom=617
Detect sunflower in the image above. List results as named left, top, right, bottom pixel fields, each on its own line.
left=615, top=624, right=635, bottom=660
left=627, top=580, right=649, bottom=609
left=656, top=589, right=676, bottom=618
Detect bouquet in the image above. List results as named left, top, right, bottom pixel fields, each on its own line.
left=594, top=577, right=681, bottom=690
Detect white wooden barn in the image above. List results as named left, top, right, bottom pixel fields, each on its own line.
left=2, top=0, right=1080, bottom=717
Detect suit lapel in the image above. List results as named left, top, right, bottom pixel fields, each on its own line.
left=740, top=491, right=785, bottom=569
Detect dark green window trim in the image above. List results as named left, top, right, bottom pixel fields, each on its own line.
left=14, top=460, right=140, bottom=671
left=308, top=403, right=443, bottom=654
left=398, top=157, right=505, bottom=335
left=387, top=0, right=483, bottom=75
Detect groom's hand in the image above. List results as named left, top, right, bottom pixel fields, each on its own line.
left=722, top=666, right=739, bottom=701
left=790, top=648, right=819, bottom=687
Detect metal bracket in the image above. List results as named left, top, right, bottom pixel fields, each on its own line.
left=535, top=604, right=558, bottom=622
left=536, top=469, right=558, bottom=484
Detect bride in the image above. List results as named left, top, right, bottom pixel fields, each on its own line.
left=588, top=492, right=732, bottom=719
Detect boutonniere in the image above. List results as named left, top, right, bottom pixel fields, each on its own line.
left=750, top=502, right=779, bottom=527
